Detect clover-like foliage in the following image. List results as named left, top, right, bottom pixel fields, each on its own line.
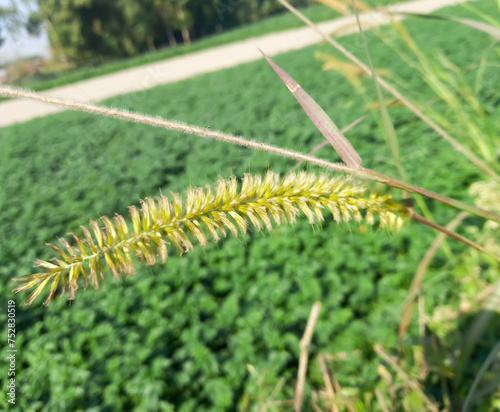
left=13, top=172, right=408, bottom=305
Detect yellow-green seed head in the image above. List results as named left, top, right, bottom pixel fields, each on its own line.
left=13, top=171, right=409, bottom=305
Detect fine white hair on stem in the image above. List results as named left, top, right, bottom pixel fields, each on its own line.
left=1, top=85, right=500, bottom=224
left=0, top=85, right=360, bottom=176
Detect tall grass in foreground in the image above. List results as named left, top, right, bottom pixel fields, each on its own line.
left=1, top=0, right=500, bottom=411
left=269, top=0, right=500, bottom=410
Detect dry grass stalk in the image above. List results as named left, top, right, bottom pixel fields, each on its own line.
left=310, top=391, right=323, bottom=412
left=295, top=301, right=322, bottom=412
left=318, top=354, right=339, bottom=412
left=259, top=377, right=286, bottom=412
left=374, top=343, right=439, bottom=412
left=399, top=212, right=469, bottom=338
left=374, top=388, right=390, bottom=412
left=411, top=212, right=499, bottom=259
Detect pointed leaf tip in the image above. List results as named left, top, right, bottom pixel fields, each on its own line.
left=261, top=51, right=362, bottom=168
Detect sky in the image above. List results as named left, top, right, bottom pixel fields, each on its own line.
left=0, top=0, right=50, bottom=65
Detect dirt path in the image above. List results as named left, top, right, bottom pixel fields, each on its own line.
left=0, top=0, right=471, bottom=127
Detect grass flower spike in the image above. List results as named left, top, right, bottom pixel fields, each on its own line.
left=13, top=172, right=408, bottom=305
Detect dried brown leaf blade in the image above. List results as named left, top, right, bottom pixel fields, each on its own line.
left=291, top=116, right=366, bottom=172
left=260, top=50, right=362, bottom=168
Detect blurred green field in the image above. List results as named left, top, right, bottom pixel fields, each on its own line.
left=0, top=1, right=499, bottom=411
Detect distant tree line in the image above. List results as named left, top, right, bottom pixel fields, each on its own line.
left=24, top=0, right=311, bottom=65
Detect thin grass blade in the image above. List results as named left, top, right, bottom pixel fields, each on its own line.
left=350, top=0, right=402, bottom=176
left=456, top=278, right=500, bottom=388
left=387, top=11, right=500, bottom=41
left=461, top=339, right=500, bottom=412
left=277, top=0, right=500, bottom=183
